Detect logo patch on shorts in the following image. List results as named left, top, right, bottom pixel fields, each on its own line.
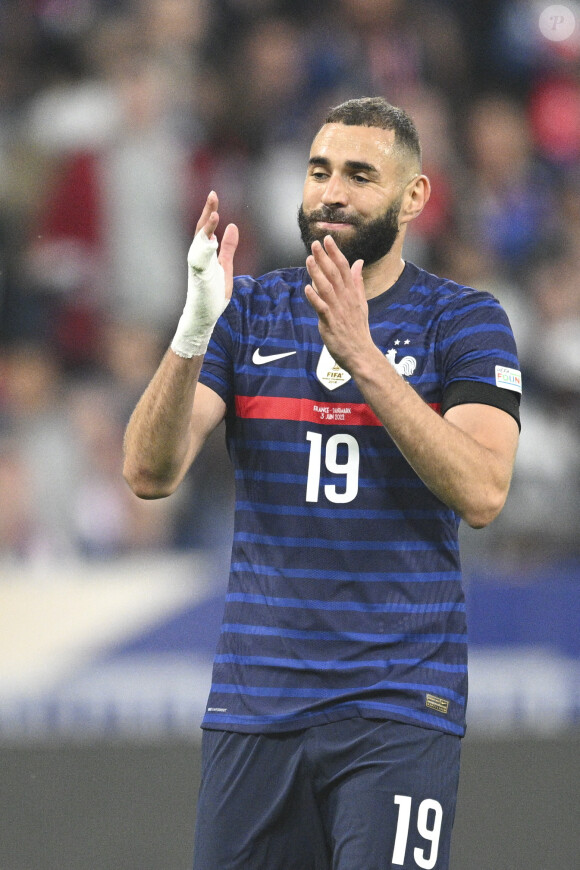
left=425, top=694, right=450, bottom=715
left=495, top=365, right=522, bottom=393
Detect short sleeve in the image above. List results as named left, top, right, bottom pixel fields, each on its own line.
left=437, top=289, right=522, bottom=428
left=198, top=281, right=244, bottom=408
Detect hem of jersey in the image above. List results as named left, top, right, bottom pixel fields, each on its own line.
left=200, top=704, right=465, bottom=738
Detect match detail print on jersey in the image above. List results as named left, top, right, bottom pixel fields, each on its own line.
left=234, top=395, right=441, bottom=425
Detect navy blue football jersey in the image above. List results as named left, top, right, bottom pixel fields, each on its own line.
left=198, top=262, right=521, bottom=737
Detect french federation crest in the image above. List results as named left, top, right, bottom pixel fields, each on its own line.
left=316, top=345, right=351, bottom=390
left=385, top=347, right=417, bottom=377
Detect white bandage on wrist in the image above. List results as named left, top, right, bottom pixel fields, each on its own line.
left=171, top=229, right=229, bottom=358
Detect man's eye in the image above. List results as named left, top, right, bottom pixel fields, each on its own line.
left=312, top=171, right=328, bottom=180
left=352, top=175, right=369, bottom=184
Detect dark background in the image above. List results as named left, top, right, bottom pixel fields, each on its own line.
left=1, top=734, right=579, bottom=870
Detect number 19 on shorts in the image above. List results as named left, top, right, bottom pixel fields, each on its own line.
left=392, top=795, right=443, bottom=869
left=305, top=432, right=360, bottom=503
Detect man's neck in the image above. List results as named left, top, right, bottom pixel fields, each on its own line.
left=362, top=249, right=406, bottom=300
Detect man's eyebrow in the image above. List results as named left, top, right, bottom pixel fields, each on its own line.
left=344, top=159, right=379, bottom=175
left=308, top=156, right=380, bottom=176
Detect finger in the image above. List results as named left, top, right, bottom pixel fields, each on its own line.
left=310, top=238, right=350, bottom=298
left=306, top=253, right=334, bottom=302
left=304, top=282, right=329, bottom=317
left=218, top=223, right=239, bottom=297
left=351, top=259, right=365, bottom=294
left=322, top=234, right=356, bottom=288
left=306, top=242, right=340, bottom=300
left=195, top=191, right=220, bottom=237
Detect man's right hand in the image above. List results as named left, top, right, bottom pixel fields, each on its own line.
left=171, top=191, right=239, bottom=358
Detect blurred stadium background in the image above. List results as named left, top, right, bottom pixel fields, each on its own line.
left=0, top=1, right=578, bottom=867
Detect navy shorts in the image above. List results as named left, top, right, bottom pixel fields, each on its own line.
left=192, top=718, right=461, bottom=870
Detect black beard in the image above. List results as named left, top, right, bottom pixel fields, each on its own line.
left=297, top=199, right=401, bottom=267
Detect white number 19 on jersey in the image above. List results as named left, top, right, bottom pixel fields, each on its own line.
left=305, top=432, right=360, bottom=504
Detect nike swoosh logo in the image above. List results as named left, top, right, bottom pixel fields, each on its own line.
left=252, top=349, right=297, bottom=365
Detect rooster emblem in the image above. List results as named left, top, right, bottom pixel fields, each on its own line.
left=385, top=348, right=417, bottom=377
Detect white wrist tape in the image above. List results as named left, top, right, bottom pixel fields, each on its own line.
left=171, top=229, right=229, bottom=358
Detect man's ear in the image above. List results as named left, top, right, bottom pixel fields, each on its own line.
left=399, top=174, right=431, bottom=226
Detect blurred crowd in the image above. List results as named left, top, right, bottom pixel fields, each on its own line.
left=0, top=0, right=579, bottom=570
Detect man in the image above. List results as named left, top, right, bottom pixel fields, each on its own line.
left=123, top=98, right=521, bottom=869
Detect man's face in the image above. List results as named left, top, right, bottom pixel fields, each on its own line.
left=298, top=123, right=407, bottom=266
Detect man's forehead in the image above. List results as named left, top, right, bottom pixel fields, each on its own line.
left=309, top=123, right=397, bottom=161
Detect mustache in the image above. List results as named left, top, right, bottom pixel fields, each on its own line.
left=303, top=206, right=362, bottom=226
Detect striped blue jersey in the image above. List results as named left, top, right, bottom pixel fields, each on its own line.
left=198, top=261, right=521, bottom=737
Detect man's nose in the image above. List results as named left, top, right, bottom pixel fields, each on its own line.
left=321, top=173, right=348, bottom=206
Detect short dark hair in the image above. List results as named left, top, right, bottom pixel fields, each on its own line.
left=324, top=97, right=422, bottom=169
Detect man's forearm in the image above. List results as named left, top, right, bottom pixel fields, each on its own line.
left=123, top=193, right=237, bottom=500
left=351, top=345, right=518, bottom=528
left=123, top=350, right=204, bottom=499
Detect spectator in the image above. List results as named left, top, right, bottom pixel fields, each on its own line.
left=461, top=93, right=558, bottom=272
